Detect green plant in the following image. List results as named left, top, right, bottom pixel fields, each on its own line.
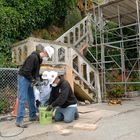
left=0, top=0, right=78, bottom=67
left=127, top=85, right=133, bottom=92
left=85, top=46, right=101, bottom=64
left=132, top=84, right=140, bottom=91
left=0, top=98, right=10, bottom=114
left=107, top=85, right=125, bottom=99
left=0, top=53, right=16, bottom=67
left=42, top=31, right=52, bottom=40
left=51, top=0, right=76, bottom=25
left=0, top=6, right=21, bottom=64
left=64, top=7, right=82, bottom=31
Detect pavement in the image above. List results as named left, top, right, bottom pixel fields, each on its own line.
left=0, top=97, right=140, bottom=140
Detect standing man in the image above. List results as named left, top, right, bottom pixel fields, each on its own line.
left=47, top=71, right=79, bottom=123
left=16, top=44, right=54, bottom=128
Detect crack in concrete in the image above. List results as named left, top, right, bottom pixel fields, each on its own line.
left=102, top=107, right=140, bottom=121
left=94, top=117, right=102, bottom=124
left=20, top=131, right=55, bottom=140
left=114, top=107, right=140, bottom=117
left=114, top=131, right=134, bottom=140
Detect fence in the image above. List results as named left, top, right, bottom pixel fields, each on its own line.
left=0, top=68, right=18, bottom=114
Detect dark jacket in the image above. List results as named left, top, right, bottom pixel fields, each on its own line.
left=48, top=78, right=77, bottom=108
left=18, top=51, right=42, bottom=81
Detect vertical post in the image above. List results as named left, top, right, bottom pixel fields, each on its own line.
left=87, top=15, right=94, bottom=44
left=83, top=20, right=86, bottom=35
left=65, top=65, right=74, bottom=91
left=99, top=6, right=105, bottom=101
left=73, top=28, right=76, bottom=45
left=93, top=6, right=99, bottom=70
left=78, top=27, right=81, bottom=42
left=65, top=47, right=74, bottom=91
left=118, top=5, right=126, bottom=95
left=86, top=66, right=90, bottom=83
left=67, top=34, right=70, bottom=45
left=136, top=0, right=140, bottom=80
left=95, top=71, right=102, bottom=103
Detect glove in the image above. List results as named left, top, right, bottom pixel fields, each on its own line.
left=31, top=79, right=36, bottom=86
left=36, top=100, right=41, bottom=108
left=31, top=79, right=39, bottom=86
left=46, top=105, right=53, bottom=111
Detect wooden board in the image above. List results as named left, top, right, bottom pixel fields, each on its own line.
left=74, top=80, right=94, bottom=102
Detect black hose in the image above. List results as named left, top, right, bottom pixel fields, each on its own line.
left=0, top=128, right=24, bottom=138
left=0, top=115, right=29, bottom=137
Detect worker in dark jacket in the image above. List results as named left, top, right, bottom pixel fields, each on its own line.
left=16, top=44, right=54, bottom=128
left=47, top=71, right=79, bottom=123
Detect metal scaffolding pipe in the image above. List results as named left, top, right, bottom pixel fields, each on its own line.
left=90, top=0, right=140, bottom=100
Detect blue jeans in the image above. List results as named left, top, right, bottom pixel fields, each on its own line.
left=54, top=106, right=78, bottom=123
left=16, top=75, right=36, bottom=124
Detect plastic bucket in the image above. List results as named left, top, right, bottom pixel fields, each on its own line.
left=39, top=106, right=52, bottom=125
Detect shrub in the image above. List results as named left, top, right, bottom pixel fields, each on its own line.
left=0, top=0, right=78, bottom=67
left=0, top=6, right=22, bottom=66
left=64, top=7, right=82, bottom=31
left=0, top=98, right=10, bottom=114
left=107, top=84, right=125, bottom=99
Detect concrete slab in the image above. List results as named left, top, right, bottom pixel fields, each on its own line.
left=73, top=123, right=97, bottom=131
left=0, top=97, right=140, bottom=140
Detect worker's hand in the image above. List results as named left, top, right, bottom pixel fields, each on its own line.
left=31, top=79, right=39, bottom=86
left=31, top=79, right=36, bottom=86
left=36, top=100, right=41, bottom=108
left=46, top=105, right=53, bottom=111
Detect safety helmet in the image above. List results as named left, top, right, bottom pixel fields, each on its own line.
left=42, top=71, right=49, bottom=80
left=44, top=45, right=54, bottom=58
left=48, top=71, right=58, bottom=84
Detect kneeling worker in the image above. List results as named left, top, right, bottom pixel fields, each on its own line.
left=47, top=71, right=79, bottom=123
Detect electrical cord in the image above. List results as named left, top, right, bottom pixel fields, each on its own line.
left=0, top=121, right=34, bottom=138
left=0, top=128, right=24, bottom=138
left=0, top=108, right=41, bottom=138
left=0, top=115, right=28, bottom=123
left=0, top=114, right=30, bottom=138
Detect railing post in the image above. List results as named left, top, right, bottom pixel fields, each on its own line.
left=65, top=65, right=74, bottom=91
left=86, top=66, right=90, bottom=83
left=73, top=28, right=76, bottom=44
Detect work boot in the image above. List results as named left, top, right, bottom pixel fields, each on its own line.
left=16, top=122, right=28, bottom=128
left=29, top=116, right=39, bottom=121
left=36, top=100, right=41, bottom=108
left=75, top=112, right=79, bottom=120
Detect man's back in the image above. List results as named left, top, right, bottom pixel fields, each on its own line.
left=49, top=78, right=77, bottom=108
left=19, top=51, right=42, bottom=81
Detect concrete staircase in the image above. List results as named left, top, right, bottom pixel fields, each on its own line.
left=56, top=15, right=101, bottom=103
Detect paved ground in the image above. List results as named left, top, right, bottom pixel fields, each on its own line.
left=0, top=97, right=140, bottom=140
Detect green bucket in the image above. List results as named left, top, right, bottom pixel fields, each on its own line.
left=39, top=106, right=52, bottom=125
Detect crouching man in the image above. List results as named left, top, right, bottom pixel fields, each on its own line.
left=46, top=71, right=79, bottom=123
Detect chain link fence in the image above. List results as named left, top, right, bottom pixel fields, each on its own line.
left=0, top=68, right=18, bottom=114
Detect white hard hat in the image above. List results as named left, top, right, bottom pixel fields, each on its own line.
left=48, top=71, right=58, bottom=84
left=42, top=71, right=49, bottom=79
left=44, top=45, right=54, bottom=58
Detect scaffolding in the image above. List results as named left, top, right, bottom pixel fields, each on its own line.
left=89, top=0, right=140, bottom=99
